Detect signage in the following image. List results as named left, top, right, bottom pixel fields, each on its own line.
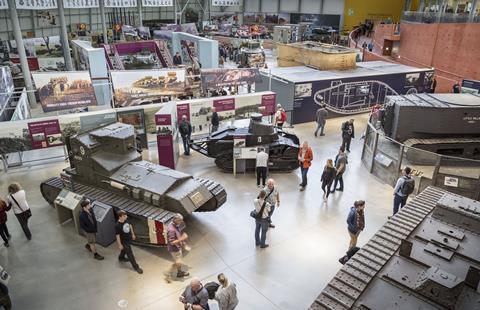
left=212, top=0, right=240, bottom=6
left=15, top=0, right=58, bottom=9
left=141, top=0, right=172, bottom=6
left=444, top=176, right=459, bottom=188
left=27, top=119, right=63, bottom=149
left=104, top=0, right=136, bottom=7
left=63, top=0, right=99, bottom=8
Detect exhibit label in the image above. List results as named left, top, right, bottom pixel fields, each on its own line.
left=104, top=0, right=136, bottom=7
left=15, top=0, right=58, bottom=9
left=141, top=0, right=172, bottom=7
left=0, top=0, right=7, bottom=9
left=213, top=98, right=235, bottom=112
left=211, top=0, right=240, bottom=6
left=27, top=119, right=62, bottom=149
left=63, top=0, right=99, bottom=8
left=261, top=94, right=276, bottom=116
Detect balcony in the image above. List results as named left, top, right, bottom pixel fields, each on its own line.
left=402, top=11, right=480, bottom=23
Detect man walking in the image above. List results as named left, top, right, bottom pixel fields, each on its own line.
left=341, top=119, right=355, bottom=152
left=314, top=104, right=328, bottom=137
left=166, top=213, right=190, bottom=283
left=392, top=167, right=415, bottom=215
left=256, top=148, right=268, bottom=188
left=264, top=178, right=280, bottom=229
left=179, top=115, right=192, bottom=156
left=331, top=147, right=347, bottom=193
left=116, top=211, right=143, bottom=274
left=211, top=107, right=219, bottom=133
left=346, top=200, right=366, bottom=250
left=298, top=141, right=313, bottom=191
left=79, top=199, right=104, bottom=260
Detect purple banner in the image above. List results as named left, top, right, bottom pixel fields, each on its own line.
left=155, top=114, right=172, bottom=125
left=157, top=135, right=174, bottom=169
left=213, top=98, right=235, bottom=112
left=176, top=103, right=190, bottom=122
left=28, top=119, right=62, bottom=149
left=261, top=93, right=276, bottom=116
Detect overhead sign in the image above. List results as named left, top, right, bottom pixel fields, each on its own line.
left=104, top=0, right=136, bottom=7
left=0, top=0, right=7, bottom=9
left=212, top=0, right=240, bottom=6
left=15, top=0, right=58, bottom=9
left=63, top=0, right=99, bottom=8
left=141, top=0, right=172, bottom=7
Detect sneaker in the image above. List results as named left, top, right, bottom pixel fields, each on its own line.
left=299, top=186, right=305, bottom=191
left=7, top=235, right=11, bottom=240
left=177, top=271, right=190, bottom=278
left=4, top=243, right=9, bottom=248
left=94, top=253, right=104, bottom=260
left=337, top=188, right=344, bottom=192
left=85, top=244, right=92, bottom=252
left=320, top=133, right=325, bottom=136
left=269, top=224, right=275, bottom=228
left=118, top=256, right=129, bottom=262
left=134, top=267, right=143, bottom=274
left=260, top=244, right=269, bottom=248
left=314, top=133, right=317, bottom=137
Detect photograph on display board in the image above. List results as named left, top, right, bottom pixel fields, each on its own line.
left=201, top=68, right=262, bottom=90
left=405, top=73, right=421, bottom=88
left=111, top=69, right=186, bottom=107
left=295, top=83, right=312, bottom=98
left=234, top=95, right=264, bottom=120
left=189, top=100, right=214, bottom=135
left=27, top=119, right=62, bottom=149
left=32, top=71, right=98, bottom=112
left=424, top=71, right=434, bottom=88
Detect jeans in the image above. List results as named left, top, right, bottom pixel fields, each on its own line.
left=393, top=194, right=407, bottom=215
left=342, top=137, right=352, bottom=152
left=181, top=135, right=190, bottom=155
left=300, top=166, right=309, bottom=187
left=15, top=212, right=31, bottom=240
left=314, top=122, right=325, bottom=136
left=267, top=205, right=275, bottom=224
left=0, top=223, right=10, bottom=243
left=255, top=219, right=268, bottom=246
left=256, top=167, right=267, bottom=186
left=119, top=242, right=139, bottom=269
left=332, top=174, right=344, bottom=191
left=211, top=125, right=219, bottom=133
left=322, top=181, right=333, bottom=198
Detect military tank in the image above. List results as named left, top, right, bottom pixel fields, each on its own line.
left=190, top=113, right=300, bottom=172
left=40, top=123, right=227, bottom=246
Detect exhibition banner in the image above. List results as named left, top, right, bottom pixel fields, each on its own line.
left=32, top=71, right=98, bottom=112
left=176, top=103, right=190, bottom=122
left=261, top=93, right=276, bottom=116
left=104, top=0, right=136, bottom=7
left=15, top=0, right=58, bottom=9
left=11, top=88, right=30, bottom=121
left=111, top=69, right=186, bottom=107
left=213, top=98, right=235, bottom=112
left=0, top=0, right=7, bottom=9
left=28, top=119, right=63, bottom=149
left=200, top=68, right=262, bottom=90
left=212, top=0, right=240, bottom=6
left=63, top=0, right=99, bottom=8
left=0, top=66, right=14, bottom=108
left=142, top=0, right=172, bottom=7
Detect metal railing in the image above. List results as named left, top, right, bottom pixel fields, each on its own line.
left=361, top=117, right=480, bottom=200
left=402, top=11, right=480, bottom=23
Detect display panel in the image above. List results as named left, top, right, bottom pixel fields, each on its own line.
left=63, top=0, right=99, bottom=8
left=141, top=0, right=172, bottom=7
left=200, top=68, right=262, bottom=90
left=104, top=0, right=137, bottom=7
left=15, top=0, right=57, bottom=9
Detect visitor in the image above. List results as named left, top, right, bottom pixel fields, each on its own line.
left=346, top=200, right=366, bottom=250
left=367, top=41, right=373, bottom=52
left=79, top=199, right=104, bottom=260
left=173, top=52, right=182, bottom=65
left=255, top=148, right=268, bottom=188
left=166, top=213, right=190, bottom=283
left=214, top=273, right=239, bottom=310
left=0, top=281, right=11, bottom=310
left=392, top=167, right=415, bottom=215
left=321, top=159, right=336, bottom=202
left=0, top=197, right=11, bottom=247
left=264, top=178, right=280, bottom=228
left=115, top=211, right=143, bottom=274
left=431, top=78, right=437, bottom=93
left=452, top=82, right=461, bottom=93
left=7, top=183, right=32, bottom=240
left=362, top=41, right=367, bottom=49
left=274, top=104, right=286, bottom=128
left=179, top=115, right=192, bottom=156
left=341, top=119, right=355, bottom=152
left=211, top=107, right=219, bottom=133
left=298, top=141, right=313, bottom=191
left=254, top=190, right=271, bottom=248
left=179, top=278, right=210, bottom=310
left=331, top=147, right=348, bottom=193
left=314, top=103, right=328, bottom=137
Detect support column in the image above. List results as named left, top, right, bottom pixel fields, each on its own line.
left=404, top=0, right=412, bottom=11
left=8, top=0, right=37, bottom=107
left=58, top=0, right=74, bottom=70
left=418, top=0, right=425, bottom=12
left=469, top=0, right=478, bottom=21
left=137, top=0, right=143, bottom=27
left=174, top=0, right=178, bottom=24
left=99, top=0, right=109, bottom=44
left=30, top=11, right=36, bottom=37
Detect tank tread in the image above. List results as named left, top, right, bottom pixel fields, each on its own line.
left=404, top=137, right=480, bottom=147
left=195, top=177, right=227, bottom=212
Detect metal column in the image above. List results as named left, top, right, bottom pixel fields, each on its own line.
left=137, top=0, right=143, bottom=27
left=99, top=0, right=109, bottom=44
left=174, top=0, right=178, bottom=24
left=469, top=0, right=478, bottom=21
left=8, top=0, right=37, bottom=107
left=419, top=0, right=425, bottom=12
left=58, top=0, right=74, bottom=71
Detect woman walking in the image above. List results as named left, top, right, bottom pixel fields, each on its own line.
left=321, top=159, right=336, bottom=202
left=7, top=183, right=32, bottom=240
left=0, top=197, right=11, bottom=247
left=215, top=273, right=239, bottom=310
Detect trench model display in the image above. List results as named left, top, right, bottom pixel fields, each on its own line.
left=40, top=123, right=227, bottom=246
left=191, top=114, right=300, bottom=172
left=310, top=186, right=480, bottom=309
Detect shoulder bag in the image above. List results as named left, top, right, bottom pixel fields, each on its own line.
left=10, top=194, right=32, bottom=219
left=250, top=188, right=274, bottom=220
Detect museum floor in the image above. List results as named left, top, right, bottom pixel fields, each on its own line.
left=0, top=114, right=395, bottom=310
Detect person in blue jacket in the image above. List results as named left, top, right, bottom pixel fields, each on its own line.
left=346, top=200, right=366, bottom=250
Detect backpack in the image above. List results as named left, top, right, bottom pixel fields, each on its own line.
left=401, top=176, right=415, bottom=196
left=204, top=282, right=220, bottom=299
left=280, top=110, right=287, bottom=122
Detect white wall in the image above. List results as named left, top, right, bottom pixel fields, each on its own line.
left=279, top=0, right=299, bottom=13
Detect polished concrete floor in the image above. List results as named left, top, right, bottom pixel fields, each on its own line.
left=0, top=114, right=396, bottom=310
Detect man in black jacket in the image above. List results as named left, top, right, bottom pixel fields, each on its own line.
left=341, top=119, right=355, bottom=152
left=179, top=115, right=192, bottom=155
left=211, top=107, right=219, bottom=133
left=79, top=200, right=104, bottom=260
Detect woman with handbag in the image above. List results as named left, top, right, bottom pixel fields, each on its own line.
left=0, top=198, right=11, bottom=247
left=7, top=183, right=32, bottom=240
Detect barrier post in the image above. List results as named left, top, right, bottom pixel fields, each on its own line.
left=369, top=131, right=379, bottom=173
left=395, top=144, right=405, bottom=178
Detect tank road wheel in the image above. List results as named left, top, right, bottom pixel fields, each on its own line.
left=214, top=152, right=234, bottom=172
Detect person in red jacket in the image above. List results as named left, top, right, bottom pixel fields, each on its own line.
left=298, top=141, right=313, bottom=191
left=0, top=198, right=11, bottom=247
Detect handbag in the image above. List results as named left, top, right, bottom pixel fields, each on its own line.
left=250, top=188, right=274, bottom=220
left=10, top=194, right=32, bottom=219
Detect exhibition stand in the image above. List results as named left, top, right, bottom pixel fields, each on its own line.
left=172, top=32, right=219, bottom=69
left=155, top=102, right=179, bottom=169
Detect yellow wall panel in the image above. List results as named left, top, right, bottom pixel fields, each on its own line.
left=343, top=0, right=406, bottom=31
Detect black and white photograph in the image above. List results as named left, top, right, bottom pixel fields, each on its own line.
left=295, top=83, right=312, bottom=98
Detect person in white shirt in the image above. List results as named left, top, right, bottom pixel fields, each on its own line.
left=7, top=183, right=32, bottom=240
left=255, top=148, right=269, bottom=187
left=254, top=190, right=271, bottom=248
left=215, top=273, right=239, bottom=310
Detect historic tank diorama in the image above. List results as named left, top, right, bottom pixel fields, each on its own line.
left=191, top=113, right=300, bottom=172
left=381, top=93, right=480, bottom=162
left=310, top=186, right=480, bottom=310
left=237, top=40, right=266, bottom=68
left=40, top=123, right=227, bottom=246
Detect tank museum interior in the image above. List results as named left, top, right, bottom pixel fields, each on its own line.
left=0, top=0, right=480, bottom=309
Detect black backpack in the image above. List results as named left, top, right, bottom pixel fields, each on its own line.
left=204, top=282, right=220, bottom=299
left=401, top=176, right=415, bottom=196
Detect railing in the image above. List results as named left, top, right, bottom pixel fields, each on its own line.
left=402, top=11, right=480, bottom=23
left=361, top=118, right=480, bottom=200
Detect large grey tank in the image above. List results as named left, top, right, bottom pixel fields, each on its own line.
left=40, top=123, right=227, bottom=246
left=310, top=186, right=480, bottom=310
